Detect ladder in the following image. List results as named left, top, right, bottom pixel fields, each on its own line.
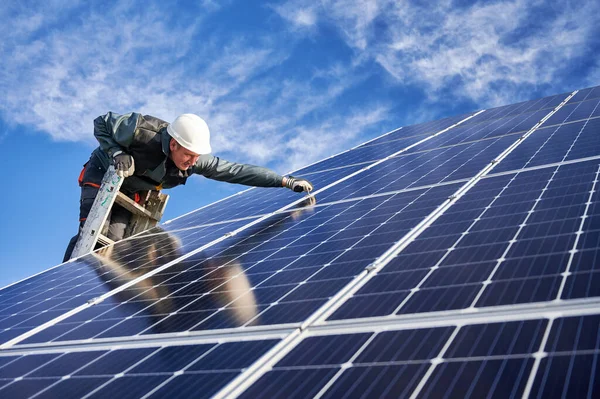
left=70, top=167, right=169, bottom=259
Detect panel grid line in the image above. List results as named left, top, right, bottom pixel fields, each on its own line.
left=312, top=333, right=378, bottom=399
left=135, top=343, right=223, bottom=399
left=521, top=318, right=555, bottom=398
left=408, top=326, right=462, bottom=399
left=555, top=164, right=600, bottom=300
left=308, top=297, right=600, bottom=337
left=391, top=170, right=523, bottom=314
left=212, top=332, right=305, bottom=399
left=79, top=346, right=166, bottom=399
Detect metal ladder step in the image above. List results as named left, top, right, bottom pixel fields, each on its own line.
left=97, top=234, right=115, bottom=246
left=115, top=192, right=158, bottom=220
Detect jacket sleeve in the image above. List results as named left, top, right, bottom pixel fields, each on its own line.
left=192, top=154, right=284, bottom=187
left=93, top=112, right=141, bottom=157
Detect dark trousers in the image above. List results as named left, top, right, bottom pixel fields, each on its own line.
left=63, top=156, right=132, bottom=262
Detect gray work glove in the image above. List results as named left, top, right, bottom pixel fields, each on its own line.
left=112, top=151, right=135, bottom=178
left=285, top=176, right=313, bottom=193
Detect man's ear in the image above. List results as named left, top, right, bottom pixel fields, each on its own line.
left=169, top=138, right=178, bottom=151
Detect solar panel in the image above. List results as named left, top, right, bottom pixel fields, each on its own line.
left=1, top=85, right=599, bottom=398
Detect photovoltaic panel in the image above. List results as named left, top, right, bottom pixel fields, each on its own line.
left=291, top=136, right=422, bottom=175
left=317, top=134, right=516, bottom=202
left=162, top=161, right=368, bottom=231
left=544, top=97, right=600, bottom=126
left=376, top=92, right=569, bottom=159
left=20, top=183, right=460, bottom=345
left=0, top=219, right=253, bottom=345
left=328, top=159, right=600, bottom=320
left=457, top=92, right=568, bottom=126
left=493, top=99, right=600, bottom=173
left=568, top=85, right=600, bottom=103
left=284, top=114, right=473, bottom=177
left=342, top=112, right=473, bottom=151
left=238, top=319, right=548, bottom=398
left=0, top=338, right=279, bottom=398
left=2, top=85, right=600, bottom=398
left=402, top=108, right=555, bottom=154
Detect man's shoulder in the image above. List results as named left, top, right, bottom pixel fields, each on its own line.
left=141, top=114, right=169, bottom=128
left=133, top=114, right=170, bottom=144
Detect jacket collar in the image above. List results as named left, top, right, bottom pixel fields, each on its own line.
left=161, top=128, right=172, bottom=157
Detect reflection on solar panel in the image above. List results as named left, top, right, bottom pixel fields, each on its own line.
left=2, top=86, right=600, bottom=398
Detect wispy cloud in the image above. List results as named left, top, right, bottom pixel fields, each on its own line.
left=271, top=1, right=318, bottom=29
left=285, top=103, right=390, bottom=172
left=3, top=0, right=597, bottom=179
left=275, top=0, right=600, bottom=106
left=0, top=0, right=389, bottom=174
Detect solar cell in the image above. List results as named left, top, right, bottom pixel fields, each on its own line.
left=458, top=93, right=567, bottom=125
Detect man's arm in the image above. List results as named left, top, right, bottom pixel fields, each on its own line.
left=93, top=112, right=141, bottom=157
left=193, top=154, right=285, bottom=187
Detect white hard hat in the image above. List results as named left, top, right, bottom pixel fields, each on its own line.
left=167, top=114, right=212, bottom=154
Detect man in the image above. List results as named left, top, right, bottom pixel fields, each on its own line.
left=64, top=112, right=313, bottom=261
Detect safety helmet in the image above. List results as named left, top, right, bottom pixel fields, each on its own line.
left=167, top=114, right=212, bottom=154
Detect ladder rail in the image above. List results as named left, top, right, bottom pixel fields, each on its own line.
left=71, top=167, right=123, bottom=259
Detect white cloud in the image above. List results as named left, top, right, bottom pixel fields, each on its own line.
left=276, top=0, right=600, bottom=106
left=284, top=103, right=390, bottom=172
left=9, top=0, right=595, bottom=180
left=0, top=1, right=390, bottom=175
left=271, top=0, right=319, bottom=29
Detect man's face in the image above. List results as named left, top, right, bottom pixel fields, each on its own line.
left=169, top=139, right=200, bottom=170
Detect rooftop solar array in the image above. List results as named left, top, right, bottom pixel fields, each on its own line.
left=1, top=85, right=600, bottom=398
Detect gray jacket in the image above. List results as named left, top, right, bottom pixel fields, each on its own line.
left=91, top=112, right=284, bottom=193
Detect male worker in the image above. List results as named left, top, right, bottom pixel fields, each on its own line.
left=64, top=112, right=313, bottom=261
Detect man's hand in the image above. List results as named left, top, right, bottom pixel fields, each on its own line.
left=113, top=151, right=135, bottom=178
left=284, top=176, right=313, bottom=193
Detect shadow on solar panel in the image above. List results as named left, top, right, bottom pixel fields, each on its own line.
left=25, top=197, right=322, bottom=342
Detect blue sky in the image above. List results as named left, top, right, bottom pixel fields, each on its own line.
left=0, top=0, right=599, bottom=288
